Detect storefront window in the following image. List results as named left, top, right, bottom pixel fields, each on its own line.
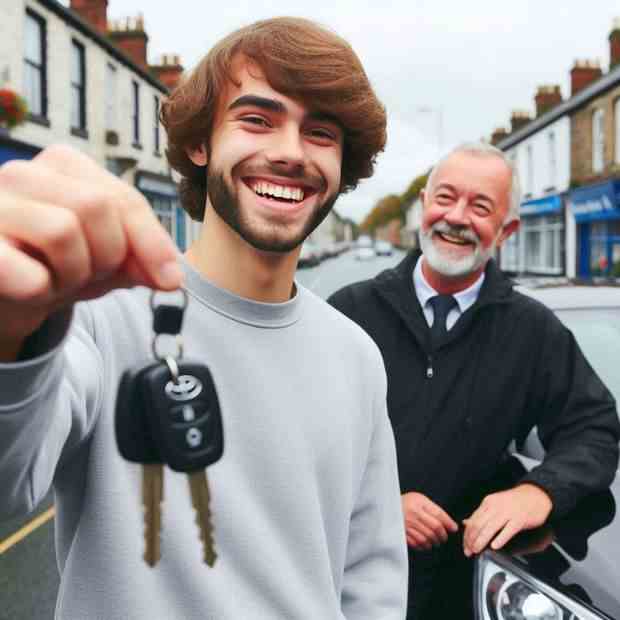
left=590, top=220, right=620, bottom=276
left=500, top=231, right=520, bottom=272
left=522, top=213, right=564, bottom=274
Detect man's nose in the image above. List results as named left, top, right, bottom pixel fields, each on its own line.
left=444, top=199, right=470, bottom=226
left=266, top=126, right=306, bottom=171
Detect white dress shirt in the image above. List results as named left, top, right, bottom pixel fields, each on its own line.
left=413, top=257, right=485, bottom=331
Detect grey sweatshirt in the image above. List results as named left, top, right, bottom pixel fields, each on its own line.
left=0, top=261, right=408, bottom=620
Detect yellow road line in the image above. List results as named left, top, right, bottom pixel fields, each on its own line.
left=0, top=506, right=55, bottom=555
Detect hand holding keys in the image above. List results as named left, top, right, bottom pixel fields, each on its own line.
left=115, top=291, right=224, bottom=567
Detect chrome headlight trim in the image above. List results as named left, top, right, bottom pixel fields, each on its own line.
left=474, top=550, right=610, bottom=620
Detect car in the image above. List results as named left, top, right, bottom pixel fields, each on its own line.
left=375, top=240, right=394, bottom=256
left=357, top=235, right=373, bottom=248
left=425, top=282, right=620, bottom=619
left=297, top=241, right=321, bottom=268
left=475, top=283, right=620, bottom=620
left=354, top=246, right=376, bottom=261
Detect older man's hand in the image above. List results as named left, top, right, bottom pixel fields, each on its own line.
left=462, top=484, right=553, bottom=557
left=402, top=492, right=459, bottom=550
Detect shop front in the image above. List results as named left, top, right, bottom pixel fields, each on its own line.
left=499, top=194, right=565, bottom=275
left=135, top=171, right=186, bottom=251
left=568, top=180, right=620, bottom=278
left=0, top=133, right=40, bottom=165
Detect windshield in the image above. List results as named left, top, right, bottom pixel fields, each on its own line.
left=554, top=308, right=620, bottom=405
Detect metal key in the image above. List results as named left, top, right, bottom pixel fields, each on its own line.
left=140, top=358, right=224, bottom=566
left=115, top=364, right=165, bottom=567
left=143, top=463, right=164, bottom=566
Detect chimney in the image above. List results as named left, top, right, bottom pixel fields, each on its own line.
left=150, top=54, right=185, bottom=91
left=570, top=59, right=602, bottom=96
left=534, top=84, right=562, bottom=117
left=70, top=0, right=108, bottom=35
left=610, top=19, right=620, bottom=69
left=510, top=110, right=531, bottom=134
left=108, top=15, right=149, bottom=70
left=490, top=127, right=509, bottom=146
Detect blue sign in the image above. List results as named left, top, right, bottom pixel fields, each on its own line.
left=568, top=180, right=620, bottom=223
left=520, top=195, right=562, bottom=216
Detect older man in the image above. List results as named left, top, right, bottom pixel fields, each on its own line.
left=329, top=142, right=620, bottom=619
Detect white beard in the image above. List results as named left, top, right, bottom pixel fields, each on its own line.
left=419, top=222, right=498, bottom=277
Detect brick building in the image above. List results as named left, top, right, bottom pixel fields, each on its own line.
left=0, top=0, right=190, bottom=249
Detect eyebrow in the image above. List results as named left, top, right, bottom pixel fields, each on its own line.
left=228, top=94, right=343, bottom=130
left=435, top=183, right=494, bottom=204
left=228, top=95, right=286, bottom=113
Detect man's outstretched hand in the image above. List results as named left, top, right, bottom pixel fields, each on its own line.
left=462, top=483, right=553, bottom=557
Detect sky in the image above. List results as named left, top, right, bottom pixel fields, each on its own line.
left=84, top=1, right=620, bottom=222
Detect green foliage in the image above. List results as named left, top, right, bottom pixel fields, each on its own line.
left=359, top=170, right=430, bottom=235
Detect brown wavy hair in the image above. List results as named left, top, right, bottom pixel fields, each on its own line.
left=160, top=17, right=387, bottom=221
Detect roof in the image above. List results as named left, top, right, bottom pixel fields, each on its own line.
left=36, top=0, right=168, bottom=94
left=496, top=62, right=620, bottom=151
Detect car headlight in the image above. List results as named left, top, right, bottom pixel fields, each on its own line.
left=475, top=551, right=606, bottom=620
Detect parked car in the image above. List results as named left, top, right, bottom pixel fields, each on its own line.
left=298, top=241, right=321, bottom=268
left=426, top=283, right=620, bottom=618
left=355, top=246, right=376, bottom=261
left=374, top=240, right=394, bottom=256
left=474, top=283, right=620, bottom=620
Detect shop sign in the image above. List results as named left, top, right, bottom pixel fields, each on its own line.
left=520, top=195, right=562, bottom=216
left=568, top=180, right=620, bottom=223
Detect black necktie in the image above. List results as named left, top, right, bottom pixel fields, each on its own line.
left=429, top=295, right=457, bottom=348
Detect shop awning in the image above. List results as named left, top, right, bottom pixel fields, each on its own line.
left=520, top=195, right=563, bottom=216
left=567, top=179, right=620, bottom=223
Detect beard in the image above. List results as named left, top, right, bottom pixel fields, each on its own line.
left=206, top=165, right=339, bottom=253
left=419, top=220, right=498, bottom=278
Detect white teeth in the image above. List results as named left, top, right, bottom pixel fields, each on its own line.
left=251, top=181, right=305, bottom=202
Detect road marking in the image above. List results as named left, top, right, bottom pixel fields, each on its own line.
left=0, top=506, right=55, bottom=555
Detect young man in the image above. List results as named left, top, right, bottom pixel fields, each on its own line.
left=329, top=142, right=620, bottom=619
left=0, top=18, right=407, bottom=619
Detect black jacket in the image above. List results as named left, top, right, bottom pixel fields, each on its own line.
left=328, top=251, right=620, bottom=521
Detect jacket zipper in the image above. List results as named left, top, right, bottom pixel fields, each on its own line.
left=426, top=354, right=434, bottom=378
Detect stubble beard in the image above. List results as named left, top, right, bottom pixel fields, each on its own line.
left=206, top=168, right=339, bottom=253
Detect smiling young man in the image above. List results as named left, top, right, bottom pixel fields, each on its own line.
left=0, top=18, right=407, bottom=619
left=329, top=142, right=619, bottom=619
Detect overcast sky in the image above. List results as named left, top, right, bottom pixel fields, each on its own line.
left=95, top=2, right=620, bottom=222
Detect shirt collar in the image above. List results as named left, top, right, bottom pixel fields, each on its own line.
left=413, top=257, right=486, bottom=313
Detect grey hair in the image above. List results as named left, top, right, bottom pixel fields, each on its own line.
left=424, top=141, right=521, bottom=224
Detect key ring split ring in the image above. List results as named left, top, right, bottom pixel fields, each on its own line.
left=152, top=334, right=184, bottom=363
left=164, top=355, right=180, bottom=384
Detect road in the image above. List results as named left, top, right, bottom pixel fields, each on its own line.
left=0, top=247, right=404, bottom=620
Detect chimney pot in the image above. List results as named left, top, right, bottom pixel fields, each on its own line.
left=108, top=14, right=149, bottom=70
left=610, top=19, right=620, bottom=69
left=570, top=58, right=602, bottom=96
left=510, top=110, right=531, bottom=134
left=534, top=83, right=563, bottom=117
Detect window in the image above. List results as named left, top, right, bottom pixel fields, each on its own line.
left=153, top=95, right=160, bottom=154
left=132, top=80, right=140, bottom=145
left=105, top=63, right=117, bottom=131
left=526, top=144, right=534, bottom=195
left=70, top=40, right=86, bottom=132
left=547, top=131, right=556, bottom=189
left=23, top=10, right=47, bottom=118
left=592, top=108, right=605, bottom=173
left=522, top=214, right=564, bottom=274
left=614, top=99, right=620, bottom=163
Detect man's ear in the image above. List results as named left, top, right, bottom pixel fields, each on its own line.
left=497, top=219, right=520, bottom=247
left=186, top=144, right=208, bottom=167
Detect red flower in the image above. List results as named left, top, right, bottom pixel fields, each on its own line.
left=0, top=88, right=29, bottom=129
